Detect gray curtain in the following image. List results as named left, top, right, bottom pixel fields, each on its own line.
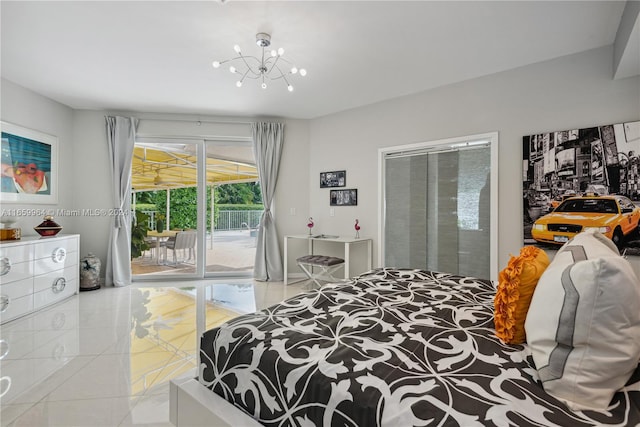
left=252, top=122, right=285, bottom=281
left=105, top=116, right=138, bottom=287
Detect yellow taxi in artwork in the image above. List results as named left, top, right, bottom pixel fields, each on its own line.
left=531, top=195, right=640, bottom=248
left=549, top=191, right=577, bottom=210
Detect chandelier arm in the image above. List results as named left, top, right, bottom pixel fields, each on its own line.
left=237, top=54, right=259, bottom=73
left=269, top=56, right=293, bottom=66
left=218, top=55, right=245, bottom=66
left=267, top=55, right=283, bottom=75
left=224, top=55, right=263, bottom=77
left=240, top=74, right=263, bottom=80
left=239, top=69, right=250, bottom=83
left=281, top=72, right=291, bottom=89
left=265, top=64, right=290, bottom=81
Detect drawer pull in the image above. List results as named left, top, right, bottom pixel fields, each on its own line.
left=0, top=295, right=9, bottom=313
left=0, top=257, right=11, bottom=276
left=52, top=278, right=66, bottom=294
left=52, top=247, right=66, bottom=263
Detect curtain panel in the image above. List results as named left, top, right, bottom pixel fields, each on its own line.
left=252, top=122, right=285, bottom=281
left=105, top=116, right=138, bottom=287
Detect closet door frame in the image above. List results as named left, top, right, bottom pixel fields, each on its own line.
left=377, top=132, right=499, bottom=282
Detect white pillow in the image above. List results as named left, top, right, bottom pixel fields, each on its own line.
left=525, top=229, right=640, bottom=411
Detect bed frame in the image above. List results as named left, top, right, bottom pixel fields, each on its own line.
left=170, top=372, right=261, bottom=427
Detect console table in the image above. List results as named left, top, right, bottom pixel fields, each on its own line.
left=283, top=234, right=372, bottom=285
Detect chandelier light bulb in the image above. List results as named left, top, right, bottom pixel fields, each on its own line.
left=261, top=82, right=267, bottom=89
left=229, top=66, right=236, bottom=73
left=270, top=50, right=277, bottom=57
left=236, top=81, right=243, bottom=87
left=212, top=61, right=221, bottom=68
left=299, top=69, right=307, bottom=77
left=287, top=85, right=294, bottom=92
left=277, top=47, right=285, bottom=56
left=291, top=67, right=298, bottom=74
left=233, top=45, right=241, bottom=54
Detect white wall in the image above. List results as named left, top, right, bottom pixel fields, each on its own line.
left=70, top=110, right=113, bottom=263
left=0, top=79, right=75, bottom=235
left=306, top=46, right=640, bottom=275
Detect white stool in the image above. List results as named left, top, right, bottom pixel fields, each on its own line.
left=296, top=255, right=345, bottom=288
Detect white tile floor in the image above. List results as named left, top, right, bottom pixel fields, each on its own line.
left=0, top=279, right=307, bottom=427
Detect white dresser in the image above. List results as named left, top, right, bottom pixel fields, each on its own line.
left=0, top=234, right=79, bottom=324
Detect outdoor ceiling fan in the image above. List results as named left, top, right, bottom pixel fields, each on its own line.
left=153, top=170, right=179, bottom=186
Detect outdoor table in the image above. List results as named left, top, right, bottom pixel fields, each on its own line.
left=146, top=230, right=178, bottom=264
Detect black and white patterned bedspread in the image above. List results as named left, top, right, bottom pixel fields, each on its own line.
left=199, top=268, right=640, bottom=426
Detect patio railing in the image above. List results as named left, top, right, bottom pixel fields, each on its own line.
left=140, top=210, right=263, bottom=231
left=215, top=210, right=263, bottom=231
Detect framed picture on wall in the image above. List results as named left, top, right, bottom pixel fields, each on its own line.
left=522, top=120, right=640, bottom=257
left=320, top=170, right=346, bottom=188
left=330, top=189, right=357, bottom=206
left=1, top=122, right=58, bottom=204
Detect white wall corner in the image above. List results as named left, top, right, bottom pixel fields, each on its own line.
left=613, top=0, right=640, bottom=80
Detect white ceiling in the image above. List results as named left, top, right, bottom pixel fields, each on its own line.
left=0, top=1, right=633, bottom=120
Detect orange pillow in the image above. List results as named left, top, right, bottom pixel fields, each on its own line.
left=494, top=246, right=549, bottom=344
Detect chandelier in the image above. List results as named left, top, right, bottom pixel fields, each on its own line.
left=212, top=33, right=306, bottom=92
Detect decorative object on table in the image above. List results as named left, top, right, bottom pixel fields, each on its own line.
left=1, top=121, right=58, bottom=204
left=79, top=253, right=101, bottom=291
left=307, top=217, right=314, bottom=235
left=212, top=32, right=306, bottom=92
left=34, top=215, right=62, bottom=237
left=155, top=214, right=165, bottom=232
left=330, top=189, right=358, bottom=206
left=354, top=219, right=361, bottom=239
left=320, top=170, right=346, bottom=188
left=0, top=216, right=20, bottom=241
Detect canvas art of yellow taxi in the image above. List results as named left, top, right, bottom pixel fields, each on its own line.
left=531, top=195, right=640, bottom=247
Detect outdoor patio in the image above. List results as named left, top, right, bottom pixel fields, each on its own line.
left=131, top=229, right=257, bottom=276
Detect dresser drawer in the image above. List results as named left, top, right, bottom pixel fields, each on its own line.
left=33, top=277, right=77, bottom=310
left=0, top=260, right=33, bottom=285
left=34, top=237, right=78, bottom=260
left=0, top=277, right=33, bottom=301
left=0, top=244, right=32, bottom=264
left=0, top=293, right=33, bottom=324
left=34, top=254, right=77, bottom=276
left=33, top=266, right=77, bottom=294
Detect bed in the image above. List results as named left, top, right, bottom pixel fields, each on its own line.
left=170, top=268, right=640, bottom=426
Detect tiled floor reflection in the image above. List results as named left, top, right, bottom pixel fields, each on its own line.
left=0, top=279, right=306, bottom=426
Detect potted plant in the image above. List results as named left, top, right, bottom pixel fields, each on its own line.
left=131, top=211, right=150, bottom=259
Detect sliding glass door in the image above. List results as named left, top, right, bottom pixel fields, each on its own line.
left=203, top=140, right=261, bottom=277
left=130, top=139, right=260, bottom=280
left=130, top=141, right=201, bottom=279
left=380, top=133, right=498, bottom=281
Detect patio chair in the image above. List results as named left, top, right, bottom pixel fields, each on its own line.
left=143, top=237, right=160, bottom=261
left=165, top=231, right=196, bottom=266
